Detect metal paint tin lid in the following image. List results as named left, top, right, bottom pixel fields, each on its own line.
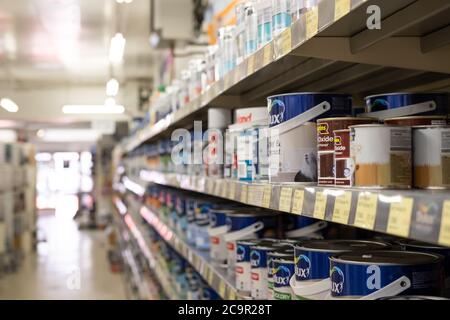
left=385, top=115, right=448, bottom=121
left=331, top=250, right=443, bottom=266
left=349, top=124, right=411, bottom=129
left=412, top=125, right=450, bottom=129
left=396, top=239, right=448, bottom=251
left=236, top=239, right=260, bottom=246
left=378, top=295, right=448, bottom=300
left=296, top=240, right=389, bottom=253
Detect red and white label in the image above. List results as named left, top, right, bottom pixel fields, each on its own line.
left=251, top=272, right=259, bottom=281
left=211, top=236, right=220, bottom=244
left=227, top=242, right=235, bottom=251
left=235, top=266, right=244, bottom=274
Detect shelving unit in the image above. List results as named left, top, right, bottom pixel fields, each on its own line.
left=121, top=0, right=450, bottom=152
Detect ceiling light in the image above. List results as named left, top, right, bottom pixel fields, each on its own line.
left=109, top=33, right=126, bottom=64
left=36, top=129, right=45, bottom=138
left=62, top=105, right=125, bottom=114
left=106, top=78, right=119, bottom=96
left=0, top=98, right=19, bottom=112
left=116, top=0, right=133, bottom=3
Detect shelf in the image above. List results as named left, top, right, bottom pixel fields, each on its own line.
left=139, top=205, right=239, bottom=300
left=137, top=170, right=450, bottom=248
left=121, top=0, right=450, bottom=153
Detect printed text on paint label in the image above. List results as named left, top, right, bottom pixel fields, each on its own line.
left=262, top=185, right=272, bottom=208
left=334, top=0, right=351, bottom=20
left=306, top=6, right=319, bottom=39
left=387, top=197, right=413, bottom=237
left=291, top=189, right=305, bottom=215
left=279, top=187, right=293, bottom=212
left=354, top=193, right=378, bottom=230
left=313, top=192, right=327, bottom=219
left=241, top=185, right=248, bottom=203
left=332, top=191, right=352, bottom=224
left=439, top=201, right=450, bottom=246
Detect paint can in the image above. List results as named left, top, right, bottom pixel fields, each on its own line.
left=267, top=93, right=352, bottom=183
left=317, top=117, right=375, bottom=186
left=350, top=124, right=412, bottom=188
left=291, top=240, right=389, bottom=300
left=195, top=220, right=210, bottom=251
left=329, top=251, right=445, bottom=299
left=225, top=210, right=278, bottom=276
left=378, top=295, right=448, bottom=300
left=208, top=209, right=233, bottom=265
left=267, top=248, right=294, bottom=299
left=272, top=251, right=295, bottom=300
left=236, top=239, right=260, bottom=295
left=365, top=93, right=449, bottom=116
left=334, top=129, right=353, bottom=186
left=385, top=115, right=448, bottom=126
left=412, top=125, right=450, bottom=189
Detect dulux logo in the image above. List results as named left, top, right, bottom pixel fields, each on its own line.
left=330, top=266, right=345, bottom=294
left=269, top=99, right=285, bottom=126
left=295, top=254, right=311, bottom=279
left=210, top=214, right=217, bottom=227
left=250, top=250, right=261, bottom=267
left=236, top=245, right=246, bottom=262
left=370, top=98, right=389, bottom=111
left=274, top=265, right=291, bottom=286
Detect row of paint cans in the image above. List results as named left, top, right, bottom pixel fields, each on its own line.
left=224, top=107, right=269, bottom=181
left=291, top=240, right=389, bottom=299
left=267, top=93, right=352, bottom=183
left=329, top=251, right=445, bottom=299
left=317, top=117, right=376, bottom=186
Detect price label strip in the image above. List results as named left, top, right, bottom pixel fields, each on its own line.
left=247, top=55, right=255, bottom=75
left=332, top=191, right=352, bottom=224
left=334, top=0, right=351, bottom=21
left=228, top=289, right=237, bottom=300
left=220, top=181, right=228, bottom=198
left=387, top=197, right=414, bottom=238
left=291, top=189, right=305, bottom=215
left=306, top=6, right=319, bottom=39
left=313, top=191, right=327, bottom=219
left=439, top=200, right=450, bottom=246
left=214, top=180, right=221, bottom=196
left=261, top=185, right=272, bottom=208
left=218, top=280, right=226, bottom=298
left=263, top=43, right=273, bottom=66
left=354, top=193, right=378, bottom=230
left=207, top=267, right=214, bottom=284
left=275, top=28, right=292, bottom=59
left=240, top=184, right=248, bottom=203
left=248, top=185, right=264, bottom=206
left=279, top=187, right=293, bottom=212
left=229, top=181, right=236, bottom=200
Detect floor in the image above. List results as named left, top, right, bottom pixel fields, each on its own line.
left=0, top=212, right=126, bottom=300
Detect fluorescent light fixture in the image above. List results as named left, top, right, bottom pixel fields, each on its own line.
left=116, top=0, right=133, bottom=3
left=106, top=78, right=119, bottom=96
left=0, top=98, right=19, bottom=112
left=0, top=129, right=17, bottom=142
left=62, top=104, right=125, bottom=114
left=123, top=176, right=145, bottom=196
left=35, top=152, right=52, bottom=162
left=109, top=33, right=126, bottom=63
left=41, top=130, right=100, bottom=142
left=105, top=97, right=116, bottom=107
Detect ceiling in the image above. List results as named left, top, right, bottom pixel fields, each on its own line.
left=0, top=0, right=154, bottom=143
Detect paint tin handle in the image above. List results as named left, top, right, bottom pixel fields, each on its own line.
left=358, top=276, right=411, bottom=300
left=207, top=225, right=229, bottom=236
left=360, top=100, right=437, bottom=120
left=285, top=221, right=328, bottom=238
left=290, top=276, right=332, bottom=297
left=223, top=221, right=265, bottom=242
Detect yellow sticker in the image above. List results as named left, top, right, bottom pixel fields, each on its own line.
left=354, top=193, right=378, bottom=230
left=261, top=185, right=272, bottom=208
left=248, top=185, right=264, bottom=206
left=332, top=191, right=352, bottom=224
left=387, top=197, right=414, bottom=237
left=229, top=181, right=236, bottom=200
left=313, top=191, right=327, bottom=219
left=279, top=187, right=293, bottom=212
left=306, top=6, right=319, bottom=39
left=334, top=0, right=351, bottom=20
left=207, top=267, right=214, bottom=284
left=221, top=181, right=228, bottom=198
left=207, top=179, right=214, bottom=194
left=228, top=290, right=237, bottom=300
left=241, top=184, right=248, bottom=203
left=219, top=281, right=226, bottom=298
left=279, top=28, right=292, bottom=57
left=439, top=201, right=450, bottom=246
left=224, top=73, right=232, bottom=88
left=214, top=180, right=221, bottom=196
left=291, top=190, right=305, bottom=215
left=263, top=43, right=273, bottom=66
left=247, top=55, right=255, bottom=75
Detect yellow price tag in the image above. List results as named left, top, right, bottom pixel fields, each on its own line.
left=354, top=193, right=378, bottom=230
left=291, top=189, right=305, bottom=215
left=263, top=44, right=273, bottom=66
left=279, top=187, right=293, bottom=212
left=247, top=55, right=255, bottom=75
left=207, top=267, right=214, bottom=284
left=214, top=180, right=221, bottom=196
left=262, top=185, right=272, bottom=208
left=334, top=0, right=351, bottom=21
left=229, top=182, right=236, bottom=199
left=221, top=181, right=228, bottom=198
left=279, top=28, right=292, bottom=57
left=387, top=197, right=414, bottom=237
left=241, top=184, right=248, bottom=203
left=219, top=281, right=226, bottom=298
left=313, top=191, right=327, bottom=219
left=332, top=191, right=352, bottom=224
left=306, top=7, right=319, bottom=39
left=439, top=201, right=450, bottom=246
left=248, top=185, right=264, bottom=206
left=228, top=290, right=237, bottom=300
left=207, top=179, right=214, bottom=194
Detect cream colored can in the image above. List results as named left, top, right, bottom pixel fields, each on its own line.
left=350, top=124, right=412, bottom=188
left=413, top=125, right=450, bottom=189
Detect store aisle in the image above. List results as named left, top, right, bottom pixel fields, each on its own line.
left=0, top=211, right=125, bottom=300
